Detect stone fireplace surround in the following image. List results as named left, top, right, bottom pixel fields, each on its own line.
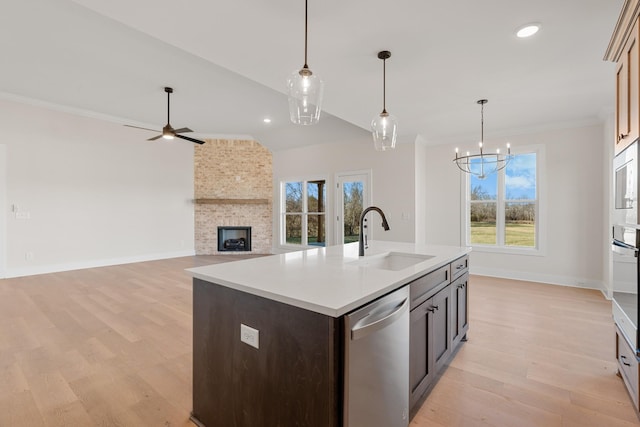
left=194, top=139, right=272, bottom=255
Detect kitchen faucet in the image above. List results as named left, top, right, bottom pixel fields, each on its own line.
left=358, top=206, right=390, bottom=256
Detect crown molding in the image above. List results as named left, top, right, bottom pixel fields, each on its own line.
left=604, top=0, right=640, bottom=62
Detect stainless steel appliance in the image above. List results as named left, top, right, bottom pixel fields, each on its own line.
left=344, top=286, right=409, bottom=427
left=614, top=141, right=639, bottom=226
left=612, top=225, right=640, bottom=354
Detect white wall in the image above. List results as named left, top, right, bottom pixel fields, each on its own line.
left=414, top=137, right=428, bottom=245
left=2, top=98, right=195, bottom=277
left=0, top=144, right=6, bottom=277
left=272, top=138, right=418, bottom=250
left=425, top=124, right=606, bottom=290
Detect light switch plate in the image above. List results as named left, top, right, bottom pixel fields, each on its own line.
left=240, top=323, right=259, bottom=349
left=16, top=212, right=30, bottom=220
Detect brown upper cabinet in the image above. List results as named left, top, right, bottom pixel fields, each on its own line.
left=616, top=18, right=639, bottom=154
left=606, top=0, right=640, bottom=154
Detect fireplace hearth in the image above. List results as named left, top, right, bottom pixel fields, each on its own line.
left=218, top=226, right=252, bottom=252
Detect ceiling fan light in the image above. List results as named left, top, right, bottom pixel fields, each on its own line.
left=287, top=68, right=324, bottom=125
left=162, top=125, right=175, bottom=139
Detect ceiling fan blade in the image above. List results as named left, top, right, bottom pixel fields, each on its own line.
left=124, top=124, right=159, bottom=132
left=147, top=135, right=163, bottom=141
left=176, top=134, right=206, bottom=145
left=174, top=127, right=193, bottom=134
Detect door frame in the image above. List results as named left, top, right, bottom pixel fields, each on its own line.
left=335, top=170, right=372, bottom=245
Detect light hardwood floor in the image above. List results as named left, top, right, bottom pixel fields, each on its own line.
left=0, top=256, right=638, bottom=426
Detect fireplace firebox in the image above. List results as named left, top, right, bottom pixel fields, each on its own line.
left=218, top=226, right=252, bottom=252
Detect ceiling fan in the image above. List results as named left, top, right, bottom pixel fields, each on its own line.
left=125, top=87, right=206, bottom=145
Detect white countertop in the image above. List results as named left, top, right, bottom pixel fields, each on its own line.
left=187, top=241, right=471, bottom=317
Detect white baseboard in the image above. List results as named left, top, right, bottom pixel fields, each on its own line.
left=4, top=250, right=196, bottom=278
left=470, top=266, right=606, bottom=294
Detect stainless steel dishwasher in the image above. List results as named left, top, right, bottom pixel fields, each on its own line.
left=344, top=285, right=409, bottom=427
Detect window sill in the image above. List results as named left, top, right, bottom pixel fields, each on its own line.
left=469, top=244, right=545, bottom=257
left=277, top=243, right=327, bottom=252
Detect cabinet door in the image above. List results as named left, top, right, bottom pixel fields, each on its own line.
left=431, top=286, right=451, bottom=372
left=409, top=284, right=452, bottom=412
left=451, top=274, right=469, bottom=346
left=616, top=18, right=639, bottom=154
left=409, top=299, right=432, bottom=408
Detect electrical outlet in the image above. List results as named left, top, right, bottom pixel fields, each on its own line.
left=25, top=251, right=34, bottom=262
left=240, top=323, right=259, bottom=349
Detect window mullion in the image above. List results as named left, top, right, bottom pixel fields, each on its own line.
left=465, top=173, right=471, bottom=246
left=496, top=168, right=506, bottom=246
left=281, top=183, right=287, bottom=245
left=302, top=181, right=308, bottom=246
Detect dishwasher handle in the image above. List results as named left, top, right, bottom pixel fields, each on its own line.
left=351, top=296, right=409, bottom=341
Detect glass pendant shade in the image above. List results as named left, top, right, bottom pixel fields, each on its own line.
left=371, top=111, right=398, bottom=151
left=287, top=67, right=324, bottom=125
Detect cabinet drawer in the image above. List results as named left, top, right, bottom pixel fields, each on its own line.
left=410, top=265, right=449, bottom=310
left=617, top=326, right=640, bottom=410
left=450, top=255, right=468, bottom=280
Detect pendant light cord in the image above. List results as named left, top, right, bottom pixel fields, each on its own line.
left=382, top=57, right=387, bottom=114
left=303, top=0, right=309, bottom=69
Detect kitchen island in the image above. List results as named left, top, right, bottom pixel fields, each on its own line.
left=187, top=241, right=470, bottom=427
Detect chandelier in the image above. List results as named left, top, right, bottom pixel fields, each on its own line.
left=453, top=99, right=512, bottom=180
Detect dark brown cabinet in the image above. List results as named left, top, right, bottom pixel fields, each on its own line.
left=451, top=273, right=469, bottom=347
left=191, top=278, right=341, bottom=427
left=409, top=255, right=469, bottom=416
left=431, top=285, right=452, bottom=371
left=409, top=283, right=452, bottom=411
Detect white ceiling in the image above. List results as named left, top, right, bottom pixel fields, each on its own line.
left=0, top=0, right=623, bottom=151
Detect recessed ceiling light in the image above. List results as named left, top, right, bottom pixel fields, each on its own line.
left=263, top=118, right=272, bottom=123
left=516, top=23, right=541, bottom=38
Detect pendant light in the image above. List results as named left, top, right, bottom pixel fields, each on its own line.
left=287, top=0, right=324, bottom=125
left=453, top=99, right=512, bottom=179
left=371, top=50, right=398, bottom=151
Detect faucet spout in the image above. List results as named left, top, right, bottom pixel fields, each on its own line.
left=358, top=206, right=390, bottom=257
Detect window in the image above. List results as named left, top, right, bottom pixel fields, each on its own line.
left=282, top=179, right=326, bottom=247
left=467, top=149, right=539, bottom=251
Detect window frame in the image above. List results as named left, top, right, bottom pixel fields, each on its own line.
left=463, top=145, right=545, bottom=256
left=280, top=177, right=328, bottom=249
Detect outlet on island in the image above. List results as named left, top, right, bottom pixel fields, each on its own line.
left=240, top=323, right=259, bottom=349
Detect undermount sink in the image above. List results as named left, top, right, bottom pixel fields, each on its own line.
left=348, top=252, right=435, bottom=271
